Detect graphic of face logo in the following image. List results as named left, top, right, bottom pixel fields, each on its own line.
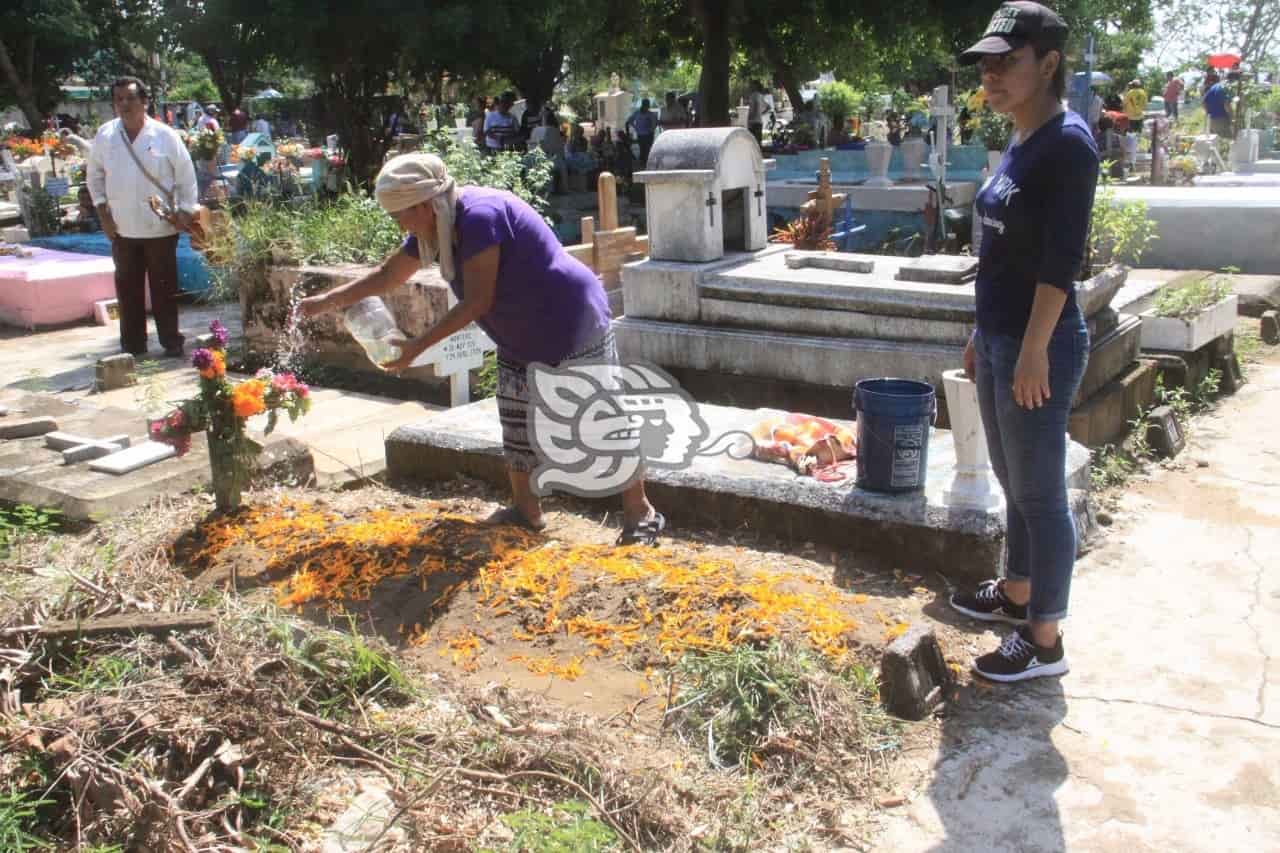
left=527, top=361, right=713, bottom=498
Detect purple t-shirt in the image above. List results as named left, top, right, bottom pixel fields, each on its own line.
left=403, top=187, right=611, bottom=364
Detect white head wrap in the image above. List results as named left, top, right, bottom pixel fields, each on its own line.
left=375, top=153, right=459, bottom=281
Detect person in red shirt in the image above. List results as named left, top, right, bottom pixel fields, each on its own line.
left=1162, top=72, right=1184, bottom=121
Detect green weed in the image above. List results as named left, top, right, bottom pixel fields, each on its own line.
left=46, top=653, right=140, bottom=695
left=0, top=504, right=62, bottom=559
left=0, top=786, right=52, bottom=852
left=262, top=615, right=414, bottom=717
left=486, top=799, right=619, bottom=853
left=1152, top=274, right=1232, bottom=320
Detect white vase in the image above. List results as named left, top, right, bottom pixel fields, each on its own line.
left=864, top=141, right=893, bottom=187
left=986, top=149, right=1003, bottom=174
left=941, top=369, right=1003, bottom=510
left=900, top=138, right=926, bottom=181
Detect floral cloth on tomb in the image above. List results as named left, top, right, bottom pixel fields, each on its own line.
left=749, top=413, right=857, bottom=478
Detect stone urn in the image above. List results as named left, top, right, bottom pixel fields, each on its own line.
left=864, top=141, right=894, bottom=188
left=940, top=369, right=1002, bottom=510
left=900, top=138, right=927, bottom=181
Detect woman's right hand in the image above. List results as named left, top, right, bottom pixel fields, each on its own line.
left=296, top=293, right=332, bottom=319
left=963, top=331, right=977, bottom=381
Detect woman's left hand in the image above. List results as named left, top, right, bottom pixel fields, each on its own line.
left=1012, top=344, right=1051, bottom=409
left=381, top=337, right=428, bottom=373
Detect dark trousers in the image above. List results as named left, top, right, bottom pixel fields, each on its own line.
left=111, top=234, right=183, bottom=355
left=637, top=133, right=655, bottom=167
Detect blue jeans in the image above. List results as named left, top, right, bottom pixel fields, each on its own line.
left=975, top=312, right=1089, bottom=622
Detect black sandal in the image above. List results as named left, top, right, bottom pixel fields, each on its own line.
left=483, top=505, right=547, bottom=532
left=616, top=511, right=665, bottom=547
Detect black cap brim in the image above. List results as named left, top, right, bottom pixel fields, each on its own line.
left=959, top=35, right=1027, bottom=65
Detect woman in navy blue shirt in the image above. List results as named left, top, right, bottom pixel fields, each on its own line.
left=948, top=2, right=1098, bottom=682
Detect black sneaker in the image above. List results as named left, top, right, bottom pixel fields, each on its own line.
left=950, top=579, right=1028, bottom=624
left=973, top=625, right=1069, bottom=683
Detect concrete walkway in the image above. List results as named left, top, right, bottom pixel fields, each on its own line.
left=0, top=302, right=439, bottom=486
left=874, top=343, right=1280, bottom=851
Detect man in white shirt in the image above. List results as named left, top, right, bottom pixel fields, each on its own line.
left=87, top=76, right=199, bottom=358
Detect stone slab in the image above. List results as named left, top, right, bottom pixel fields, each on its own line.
left=1074, top=314, right=1141, bottom=406
left=62, top=438, right=130, bottom=465
left=1109, top=186, right=1280, bottom=274
left=0, top=416, right=57, bottom=440
left=1068, top=360, right=1158, bottom=447
left=894, top=255, right=979, bottom=285
left=615, top=316, right=966, bottom=392
left=88, top=440, right=176, bottom=474
left=385, top=399, right=1092, bottom=582
left=1231, top=274, right=1280, bottom=318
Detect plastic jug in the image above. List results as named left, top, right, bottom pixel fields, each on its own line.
left=343, top=296, right=404, bottom=367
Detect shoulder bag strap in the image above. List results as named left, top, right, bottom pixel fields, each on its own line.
left=118, top=124, right=175, bottom=210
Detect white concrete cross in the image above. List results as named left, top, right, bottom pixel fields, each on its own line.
left=44, top=431, right=132, bottom=465
left=409, top=292, right=495, bottom=407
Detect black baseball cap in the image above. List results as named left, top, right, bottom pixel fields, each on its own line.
left=960, top=2, right=1068, bottom=65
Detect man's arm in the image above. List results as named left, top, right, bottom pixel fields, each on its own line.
left=85, top=130, right=117, bottom=239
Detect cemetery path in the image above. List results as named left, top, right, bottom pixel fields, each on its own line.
left=873, top=341, right=1280, bottom=852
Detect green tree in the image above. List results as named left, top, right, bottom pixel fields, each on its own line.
left=168, top=0, right=278, bottom=113
left=0, top=0, right=96, bottom=128
left=1153, top=0, right=1279, bottom=71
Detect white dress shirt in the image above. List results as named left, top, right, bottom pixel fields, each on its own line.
left=87, top=117, right=199, bottom=239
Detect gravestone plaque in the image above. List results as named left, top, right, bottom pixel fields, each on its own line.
left=1144, top=405, right=1184, bottom=458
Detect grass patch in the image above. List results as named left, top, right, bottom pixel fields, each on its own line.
left=487, top=799, right=620, bottom=852
left=259, top=613, right=416, bottom=718
left=0, top=786, right=52, bottom=852
left=0, top=504, right=61, bottom=560
left=667, top=642, right=897, bottom=777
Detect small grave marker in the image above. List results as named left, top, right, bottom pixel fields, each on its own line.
left=1261, top=310, right=1279, bottom=345
left=1144, top=405, right=1185, bottom=458
left=95, top=354, right=137, bottom=392
left=409, top=293, right=494, bottom=407
left=89, top=440, right=176, bottom=475
left=93, top=299, right=120, bottom=325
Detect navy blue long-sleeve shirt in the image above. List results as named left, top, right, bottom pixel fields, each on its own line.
left=974, top=110, right=1099, bottom=338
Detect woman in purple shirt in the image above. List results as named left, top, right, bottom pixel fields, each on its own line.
left=299, top=153, right=663, bottom=544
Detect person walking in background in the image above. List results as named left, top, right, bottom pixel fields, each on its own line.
left=252, top=113, right=271, bottom=139
left=660, top=91, right=689, bottom=131
left=87, top=77, right=198, bottom=359
left=197, top=104, right=220, bottom=132
left=484, top=92, right=521, bottom=153
left=1162, top=72, right=1184, bottom=121
left=228, top=106, right=248, bottom=143
left=747, top=81, right=772, bottom=145
left=1122, top=78, right=1147, bottom=134
left=949, top=2, right=1098, bottom=683
left=1202, top=72, right=1232, bottom=137
left=625, top=98, right=658, bottom=166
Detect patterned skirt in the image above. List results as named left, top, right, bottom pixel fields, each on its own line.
left=496, top=329, right=617, bottom=472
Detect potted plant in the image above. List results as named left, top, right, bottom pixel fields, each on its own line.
left=150, top=320, right=312, bottom=511
left=973, top=109, right=1012, bottom=172
left=817, top=81, right=860, bottom=147
left=1140, top=274, right=1239, bottom=352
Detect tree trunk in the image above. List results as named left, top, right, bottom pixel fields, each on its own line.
left=0, top=37, right=45, bottom=129
left=762, top=39, right=804, bottom=117
left=693, top=0, right=731, bottom=126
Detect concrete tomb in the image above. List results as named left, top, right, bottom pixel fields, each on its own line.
left=633, top=127, right=775, bottom=264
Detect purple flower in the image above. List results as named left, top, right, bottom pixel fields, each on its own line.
left=209, top=320, right=229, bottom=349
left=191, top=348, right=213, bottom=371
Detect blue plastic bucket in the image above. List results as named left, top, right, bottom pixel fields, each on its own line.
left=853, top=378, right=936, bottom=493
